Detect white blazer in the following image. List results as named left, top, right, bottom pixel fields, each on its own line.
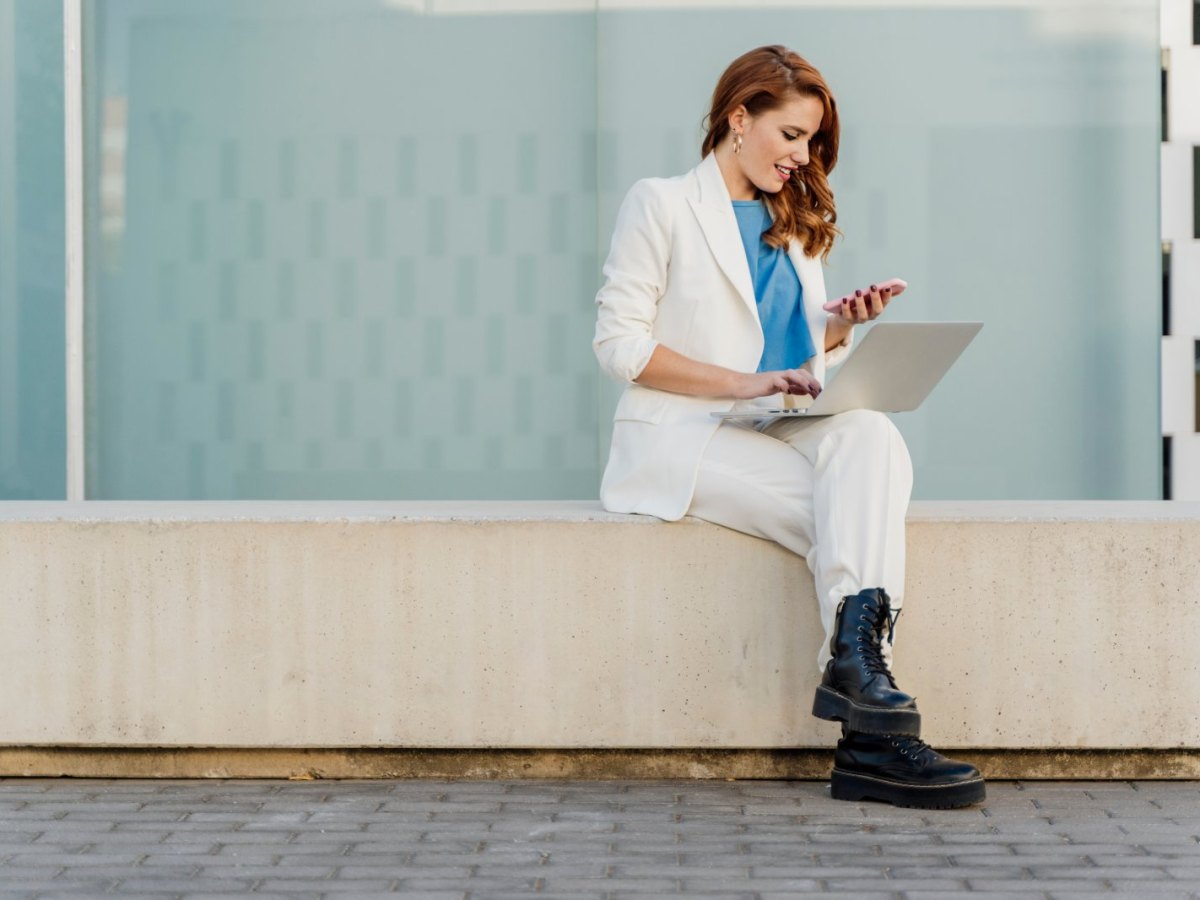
left=593, top=152, right=854, bottom=521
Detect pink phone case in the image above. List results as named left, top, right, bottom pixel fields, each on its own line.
left=822, top=277, right=907, bottom=313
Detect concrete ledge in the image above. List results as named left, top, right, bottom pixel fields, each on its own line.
left=1, top=501, right=1198, bottom=765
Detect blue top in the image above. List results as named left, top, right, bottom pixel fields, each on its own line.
left=731, top=199, right=816, bottom=372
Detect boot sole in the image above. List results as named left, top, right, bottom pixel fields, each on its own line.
left=831, top=767, right=987, bottom=809
left=811, top=685, right=921, bottom=736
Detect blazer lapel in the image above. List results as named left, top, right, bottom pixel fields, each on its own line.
left=787, top=240, right=829, bottom=373
left=686, top=154, right=758, bottom=323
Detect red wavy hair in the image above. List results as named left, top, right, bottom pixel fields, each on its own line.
left=701, top=46, right=841, bottom=261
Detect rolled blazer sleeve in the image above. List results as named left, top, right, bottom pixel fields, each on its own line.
left=593, top=179, right=670, bottom=385
left=825, top=328, right=854, bottom=368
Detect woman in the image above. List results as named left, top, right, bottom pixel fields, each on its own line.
left=593, top=45, right=984, bottom=809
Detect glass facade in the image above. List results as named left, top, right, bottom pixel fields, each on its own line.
left=597, top=3, right=1161, bottom=500
left=0, top=0, right=65, bottom=500
left=2, top=1, right=1163, bottom=501
left=84, top=0, right=598, bottom=499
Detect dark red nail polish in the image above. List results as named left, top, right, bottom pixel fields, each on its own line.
left=855, top=289, right=863, bottom=297
left=869, top=284, right=877, bottom=291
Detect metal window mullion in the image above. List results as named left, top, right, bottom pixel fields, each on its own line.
left=64, top=0, right=85, bottom=501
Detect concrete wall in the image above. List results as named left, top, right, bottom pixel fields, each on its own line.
left=1, top=501, right=1198, bottom=751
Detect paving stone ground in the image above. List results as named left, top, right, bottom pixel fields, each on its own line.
left=0, top=778, right=1197, bottom=898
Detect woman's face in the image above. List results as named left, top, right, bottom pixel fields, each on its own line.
left=724, top=93, right=824, bottom=200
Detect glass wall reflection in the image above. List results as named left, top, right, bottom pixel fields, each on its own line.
left=80, top=0, right=1159, bottom=501
left=597, top=1, right=1161, bottom=500
left=0, top=0, right=65, bottom=500
left=85, top=0, right=598, bottom=499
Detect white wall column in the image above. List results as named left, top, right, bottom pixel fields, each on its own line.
left=63, top=0, right=85, bottom=500
left=1162, top=0, right=1200, bottom=499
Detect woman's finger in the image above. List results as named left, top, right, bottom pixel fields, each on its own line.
left=852, top=291, right=866, bottom=321
left=868, top=286, right=885, bottom=317
left=785, top=370, right=820, bottom=397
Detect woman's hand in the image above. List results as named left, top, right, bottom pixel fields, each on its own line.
left=634, top=345, right=822, bottom=400
left=830, top=283, right=894, bottom=325
left=732, top=369, right=822, bottom=400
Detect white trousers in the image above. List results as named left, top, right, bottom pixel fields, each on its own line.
left=686, top=409, right=914, bottom=673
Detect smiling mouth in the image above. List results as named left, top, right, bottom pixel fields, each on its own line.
left=775, top=164, right=797, bottom=177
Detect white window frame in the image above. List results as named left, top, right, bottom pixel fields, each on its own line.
left=64, top=0, right=84, bottom=500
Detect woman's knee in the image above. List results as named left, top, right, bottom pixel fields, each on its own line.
left=834, top=409, right=898, bottom=442
left=834, top=410, right=912, bottom=475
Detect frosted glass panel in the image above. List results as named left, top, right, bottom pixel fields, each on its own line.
left=598, top=2, right=1160, bottom=499
left=0, top=0, right=66, bottom=499
left=82, top=0, right=1160, bottom=501
left=85, top=0, right=598, bottom=499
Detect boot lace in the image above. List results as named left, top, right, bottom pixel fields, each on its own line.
left=889, top=735, right=938, bottom=767
left=855, top=595, right=902, bottom=686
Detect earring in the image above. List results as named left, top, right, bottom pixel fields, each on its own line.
left=733, top=131, right=743, bottom=154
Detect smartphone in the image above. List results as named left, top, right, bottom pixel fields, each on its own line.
left=822, top=277, right=907, bottom=313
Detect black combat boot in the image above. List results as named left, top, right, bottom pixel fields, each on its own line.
left=811, top=587, right=920, bottom=736
left=831, top=729, right=986, bottom=809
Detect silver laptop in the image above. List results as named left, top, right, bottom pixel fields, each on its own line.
left=713, top=322, right=982, bottom=420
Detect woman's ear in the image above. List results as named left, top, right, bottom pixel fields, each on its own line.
left=727, top=104, right=748, bottom=134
